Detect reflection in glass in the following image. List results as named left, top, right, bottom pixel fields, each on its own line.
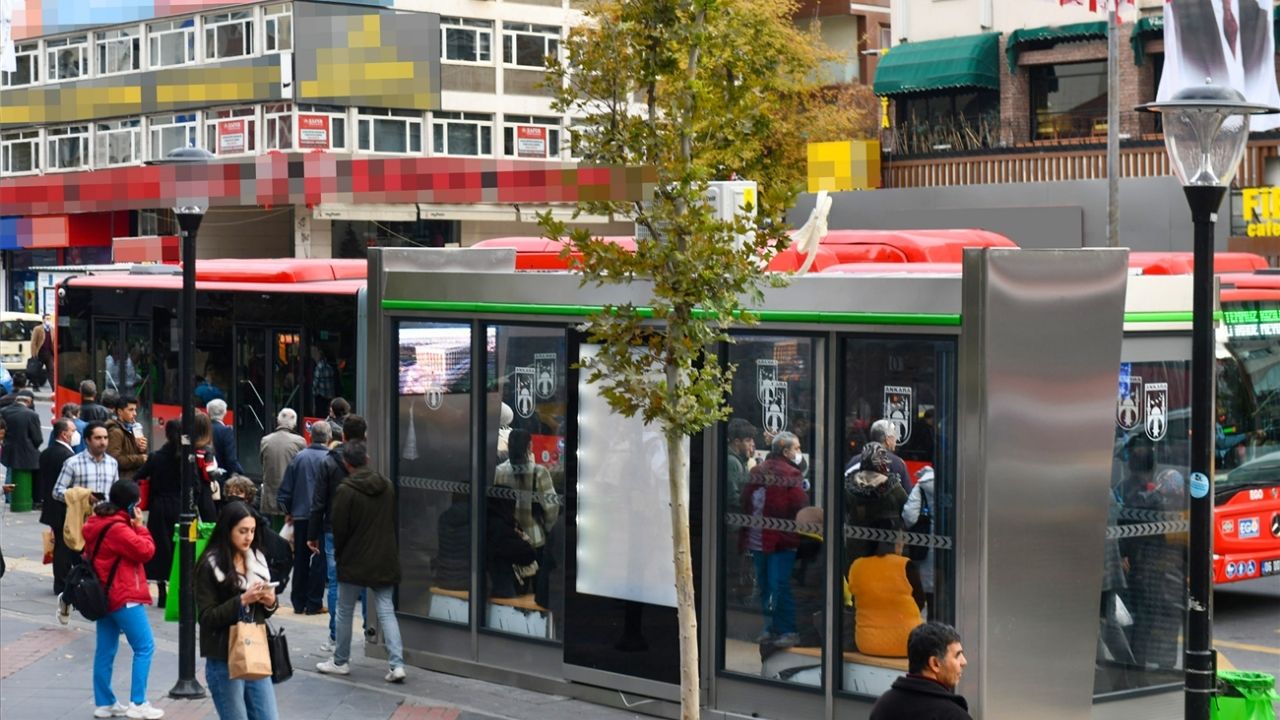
left=396, top=322, right=477, bottom=621
left=1095, top=360, right=1189, bottom=695
left=485, top=327, right=565, bottom=640
left=720, top=335, right=824, bottom=686
left=839, top=337, right=954, bottom=696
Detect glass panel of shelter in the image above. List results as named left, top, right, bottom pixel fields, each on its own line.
left=482, top=324, right=566, bottom=641
left=1094, top=359, right=1189, bottom=695
left=233, top=327, right=269, bottom=477
left=92, top=319, right=124, bottom=400
left=395, top=321, right=475, bottom=622
left=836, top=336, right=954, bottom=697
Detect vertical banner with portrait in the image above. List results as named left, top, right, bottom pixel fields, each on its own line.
left=1159, top=0, right=1280, bottom=131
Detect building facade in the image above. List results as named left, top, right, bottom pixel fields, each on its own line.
left=0, top=0, right=631, bottom=311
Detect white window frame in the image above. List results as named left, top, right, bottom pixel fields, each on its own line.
left=502, top=23, right=559, bottom=69
left=355, top=108, right=423, bottom=155
left=264, top=103, right=294, bottom=150
left=204, top=10, right=255, bottom=61
left=264, top=3, right=293, bottom=54
left=204, top=106, right=258, bottom=156
left=441, top=17, right=493, bottom=65
left=95, top=27, right=142, bottom=77
left=148, top=112, right=200, bottom=160
left=46, top=35, right=90, bottom=83
left=431, top=111, right=493, bottom=157
left=503, top=115, right=561, bottom=159
left=94, top=118, right=142, bottom=167
left=296, top=104, right=349, bottom=152
left=1, top=129, right=42, bottom=176
left=148, top=18, right=197, bottom=68
left=1, top=42, right=40, bottom=88
left=46, top=124, right=90, bottom=172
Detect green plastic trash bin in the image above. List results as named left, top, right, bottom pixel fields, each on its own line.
left=1213, top=670, right=1279, bottom=720
left=164, top=522, right=216, bottom=623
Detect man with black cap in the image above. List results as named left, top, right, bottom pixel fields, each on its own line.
left=1, top=389, right=44, bottom=512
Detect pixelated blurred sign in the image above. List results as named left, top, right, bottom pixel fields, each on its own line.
left=806, top=140, right=882, bottom=192
left=218, top=119, right=246, bottom=154
left=516, top=126, right=547, bottom=158
left=0, top=0, right=14, bottom=74
left=298, top=114, right=330, bottom=149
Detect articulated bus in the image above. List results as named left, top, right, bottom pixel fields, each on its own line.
left=53, top=259, right=365, bottom=478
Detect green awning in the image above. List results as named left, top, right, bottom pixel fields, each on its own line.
left=1006, top=21, right=1107, bottom=73
left=873, top=33, right=1001, bottom=97
left=1130, top=15, right=1163, bottom=66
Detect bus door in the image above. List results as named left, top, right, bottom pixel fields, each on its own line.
left=234, top=326, right=305, bottom=477
left=92, top=318, right=154, bottom=435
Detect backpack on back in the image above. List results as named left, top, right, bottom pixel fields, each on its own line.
left=62, top=521, right=123, bottom=621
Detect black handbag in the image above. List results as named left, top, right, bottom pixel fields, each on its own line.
left=266, top=622, right=293, bottom=684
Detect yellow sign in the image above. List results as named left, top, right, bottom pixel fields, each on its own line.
left=1240, top=187, right=1280, bottom=237
left=807, top=140, right=881, bottom=193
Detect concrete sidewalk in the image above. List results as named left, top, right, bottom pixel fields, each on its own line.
left=0, top=508, right=644, bottom=720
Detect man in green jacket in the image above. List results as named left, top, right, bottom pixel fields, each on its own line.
left=315, top=440, right=406, bottom=683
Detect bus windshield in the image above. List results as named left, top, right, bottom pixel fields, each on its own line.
left=1218, top=300, right=1280, bottom=492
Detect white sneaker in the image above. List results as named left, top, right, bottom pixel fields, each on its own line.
left=385, top=666, right=406, bottom=683
left=126, top=702, right=165, bottom=719
left=57, top=596, right=71, bottom=626
left=319, top=640, right=335, bottom=653
left=93, top=703, right=128, bottom=718
left=315, top=659, right=350, bottom=675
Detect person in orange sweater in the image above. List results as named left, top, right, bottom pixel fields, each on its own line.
left=846, top=518, right=924, bottom=657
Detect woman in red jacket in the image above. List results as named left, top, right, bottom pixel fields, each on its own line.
left=740, top=431, right=809, bottom=647
left=81, top=479, right=163, bottom=719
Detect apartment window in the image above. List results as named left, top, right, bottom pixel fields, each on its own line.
left=205, top=10, right=254, bottom=60
left=149, top=18, right=196, bottom=67
left=265, top=4, right=293, bottom=53
left=441, top=17, right=492, bottom=63
left=95, top=118, right=142, bottom=167
left=356, top=108, right=423, bottom=154
left=46, top=125, right=90, bottom=171
left=149, top=113, right=199, bottom=160
left=46, top=35, right=89, bottom=82
left=1, top=130, right=41, bottom=175
left=205, top=107, right=257, bottom=155
left=1, top=42, right=39, bottom=87
left=96, top=28, right=141, bottom=75
left=297, top=104, right=347, bottom=151
left=432, top=112, right=493, bottom=156
left=502, top=23, right=559, bottom=68
left=503, top=115, right=560, bottom=158
left=264, top=103, right=293, bottom=149
left=1030, top=60, right=1107, bottom=141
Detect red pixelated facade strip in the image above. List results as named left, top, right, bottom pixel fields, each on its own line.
left=0, top=153, right=654, bottom=216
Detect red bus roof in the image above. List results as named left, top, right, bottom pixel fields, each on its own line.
left=1131, top=252, right=1269, bottom=275
left=65, top=274, right=365, bottom=295
left=815, top=229, right=1017, bottom=262
left=820, top=262, right=963, bottom=275
left=471, top=236, right=638, bottom=271
left=189, top=258, right=367, bottom=283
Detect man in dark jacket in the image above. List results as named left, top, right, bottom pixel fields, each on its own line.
left=206, top=399, right=245, bottom=476
left=870, top=622, right=971, bottom=720
left=1, top=390, right=44, bottom=512
left=315, top=440, right=406, bottom=683
left=307, top=414, right=368, bottom=649
left=39, top=418, right=77, bottom=593
left=277, top=422, right=332, bottom=614
left=78, top=379, right=112, bottom=423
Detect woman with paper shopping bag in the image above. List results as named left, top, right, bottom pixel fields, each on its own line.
left=196, top=502, right=280, bottom=720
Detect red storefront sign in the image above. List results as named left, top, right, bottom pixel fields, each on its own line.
left=218, top=119, right=246, bottom=154
left=299, top=114, right=330, bottom=149
left=517, top=125, right=547, bottom=158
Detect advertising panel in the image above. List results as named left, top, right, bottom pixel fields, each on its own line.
left=298, top=114, right=329, bottom=149
left=516, top=125, right=547, bottom=158
left=218, top=119, right=246, bottom=154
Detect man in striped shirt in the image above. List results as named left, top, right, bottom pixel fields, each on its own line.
left=52, top=422, right=119, bottom=502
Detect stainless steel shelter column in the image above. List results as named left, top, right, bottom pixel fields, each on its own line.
left=958, top=248, right=1129, bottom=719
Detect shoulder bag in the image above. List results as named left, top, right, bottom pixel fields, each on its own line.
left=267, top=622, right=293, bottom=684
left=63, top=522, right=123, bottom=621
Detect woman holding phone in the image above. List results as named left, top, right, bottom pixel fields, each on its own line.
left=196, top=502, right=280, bottom=720
left=80, top=479, right=164, bottom=719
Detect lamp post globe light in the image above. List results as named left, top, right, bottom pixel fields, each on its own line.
left=1138, top=84, right=1277, bottom=720
left=146, top=145, right=214, bottom=699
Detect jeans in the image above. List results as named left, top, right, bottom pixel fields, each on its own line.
left=290, top=518, right=325, bottom=612
left=334, top=582, right=403, bottom=670
left=94, top=604, right=155, bottom=707
left=205, top=657, right=279, bottom=720
left=752, top=549, right=798, bottom=636
left=323, top=532, right=365, bottom=641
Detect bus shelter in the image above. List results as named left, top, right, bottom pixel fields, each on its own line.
left=364, top=245, right=1183, bottom=720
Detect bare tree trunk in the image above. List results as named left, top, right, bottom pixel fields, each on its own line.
left=665, top=362, right=699, bottom=719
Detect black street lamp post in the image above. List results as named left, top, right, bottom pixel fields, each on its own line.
left=1139, top=84, right=1276, bottom=720
left=148, top=146, right=215, bottom=699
